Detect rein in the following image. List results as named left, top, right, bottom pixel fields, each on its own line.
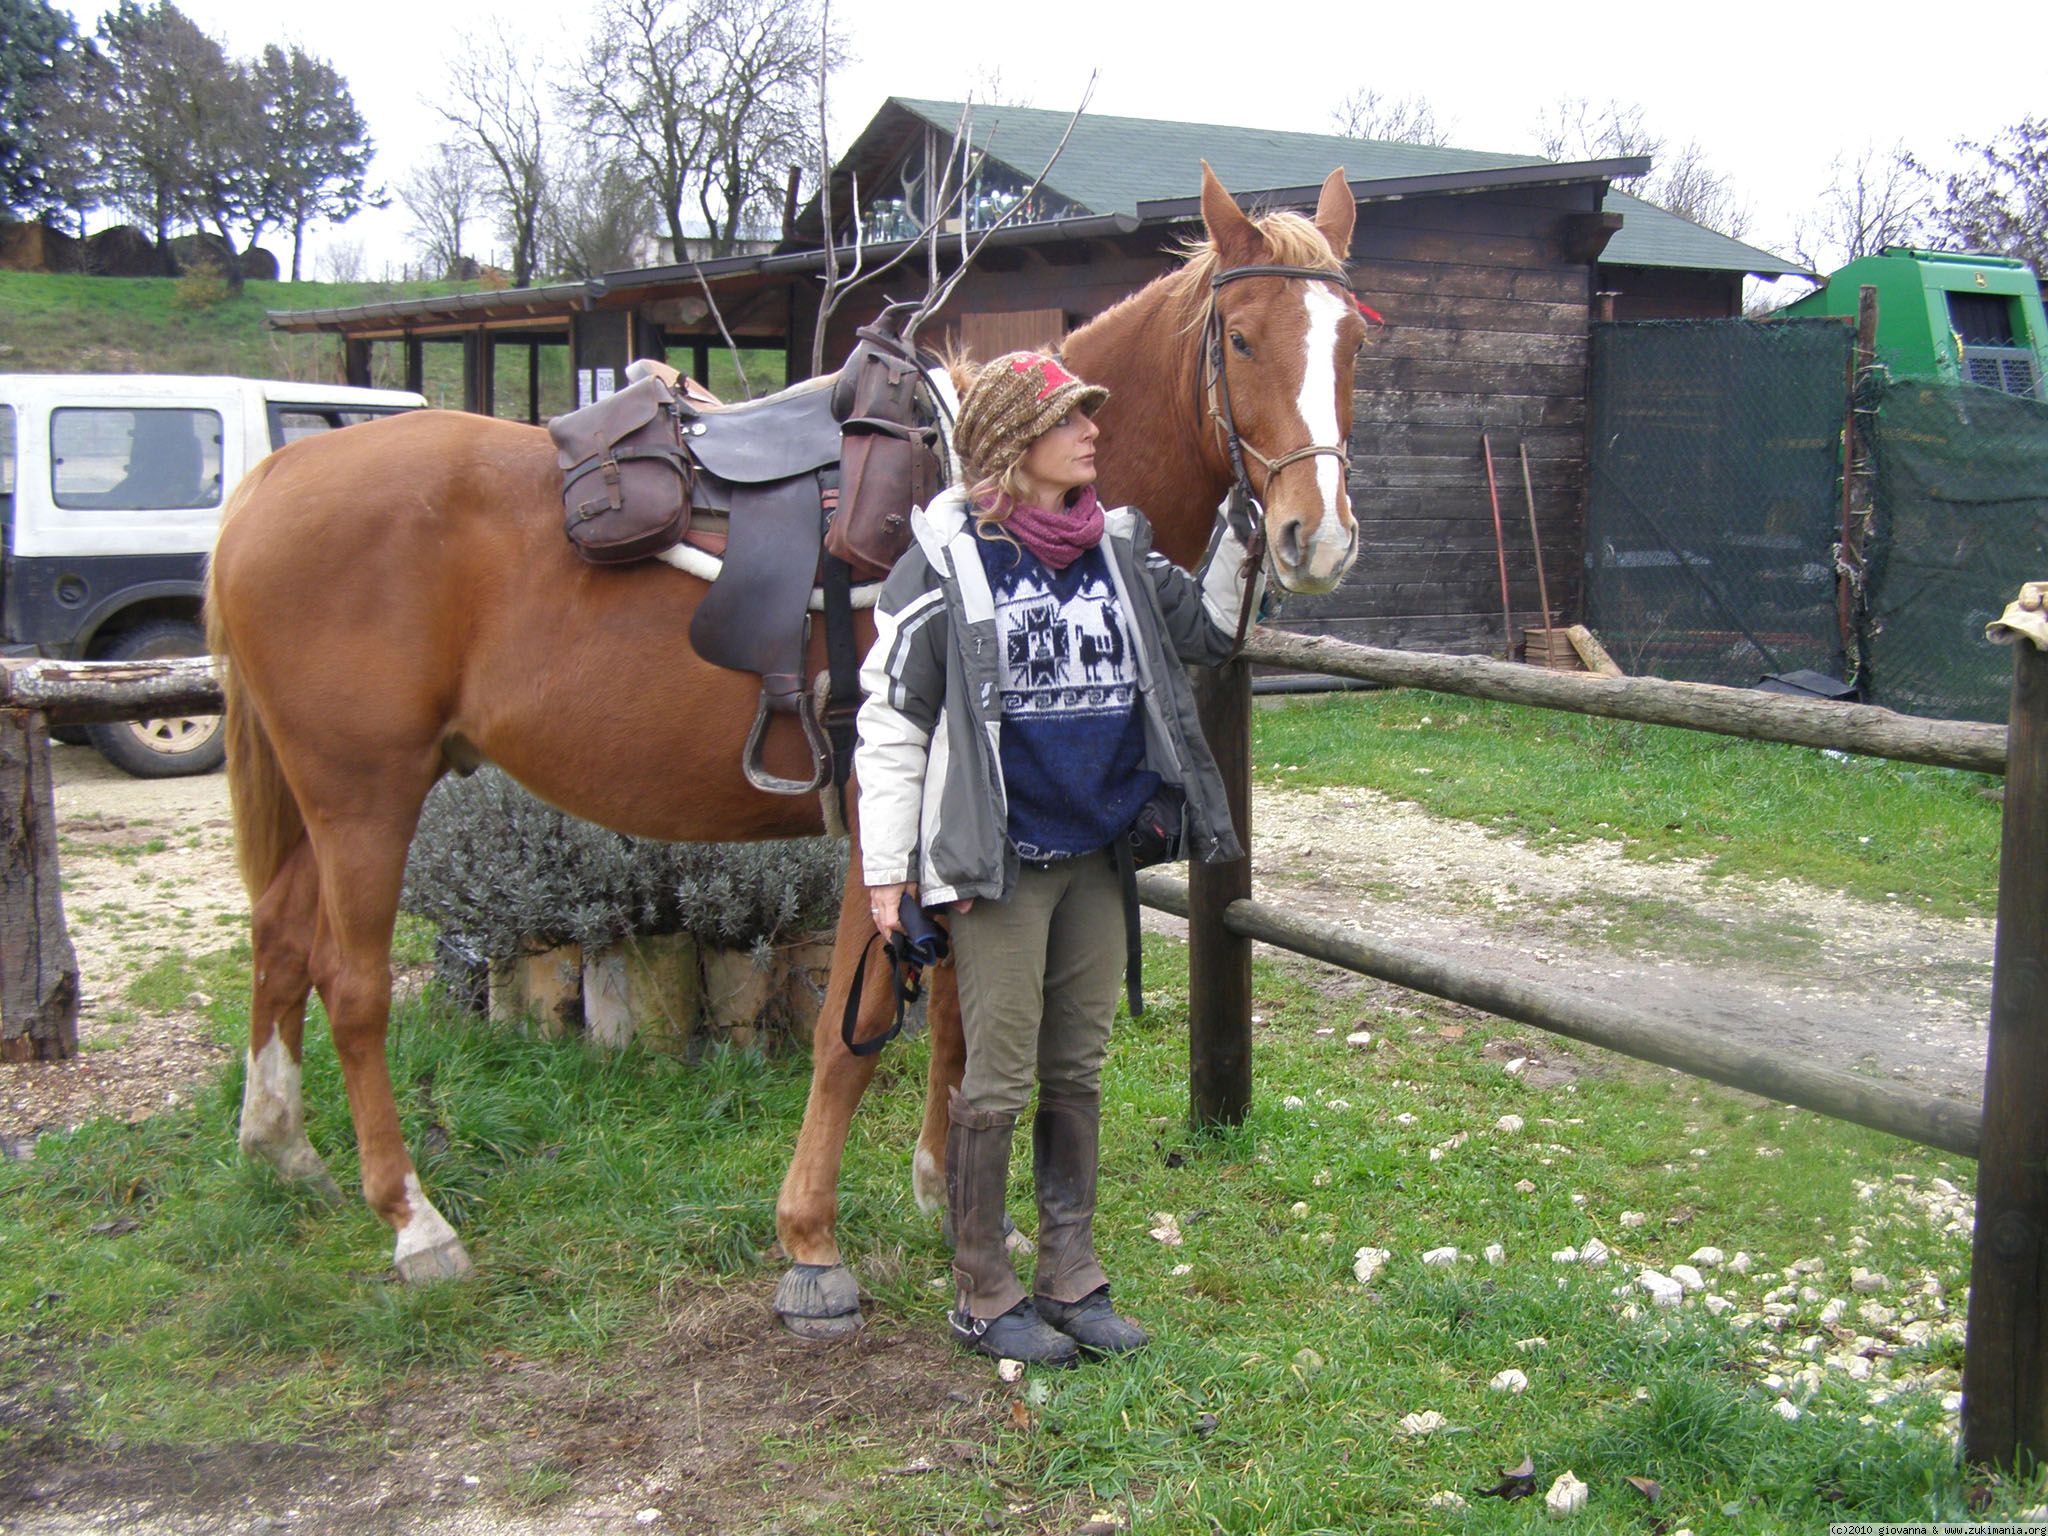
left=1202, top=262, right=1360, bottom=652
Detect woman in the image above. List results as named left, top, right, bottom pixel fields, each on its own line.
left=855, top=350, right=1262, bottom=1365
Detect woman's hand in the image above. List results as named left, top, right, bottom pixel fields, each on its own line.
left=868, top=881, right=916, bottom=937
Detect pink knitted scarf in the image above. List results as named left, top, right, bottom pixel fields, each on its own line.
left=995, top=486, right=1105, bottom=570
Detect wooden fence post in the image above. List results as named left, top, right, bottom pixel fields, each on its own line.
left=1964, top=584, right=2048, bottom=1469
left=1188, top=659, right=1252, bottom=1128
left=1, top=709, right=79, bottom=1061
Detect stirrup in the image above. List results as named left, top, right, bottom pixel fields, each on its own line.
left=741, top=691, right=831, bottom=795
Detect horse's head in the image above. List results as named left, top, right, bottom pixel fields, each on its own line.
left=1196, top=163, right=1365, bottom=594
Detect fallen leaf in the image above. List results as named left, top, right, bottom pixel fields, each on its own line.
left=1476, top=1455, right=1537, bottom=1500
left=1009, top=1400, right=1033, bottom=1430
left=1626, top=1476, right=1662, bottom=1502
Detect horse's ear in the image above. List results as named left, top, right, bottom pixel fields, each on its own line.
left=1200, top=160, right=1260, bottom=266
left=1314, top=166, right=1356, bottom=261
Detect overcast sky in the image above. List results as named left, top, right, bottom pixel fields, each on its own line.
left=55, top=0, right=2048, bottom=282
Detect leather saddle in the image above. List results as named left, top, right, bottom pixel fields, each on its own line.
left=547, top=304, right=943, bottom=797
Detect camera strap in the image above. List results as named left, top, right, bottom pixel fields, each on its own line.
left=839, top=930, right=920, bottom=1057
left=1113, top=838, right=1145, bottom=1019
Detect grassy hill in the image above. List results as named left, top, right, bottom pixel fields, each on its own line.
left=0, top=272, right=783, bottom=406
left=0, top=271, right=478, bottom=383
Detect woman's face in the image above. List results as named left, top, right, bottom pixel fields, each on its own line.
left=1014, top=409, right=1099, bottom=508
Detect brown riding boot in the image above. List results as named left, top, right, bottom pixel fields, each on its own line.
left=946, top=1089, right=1077, bottom=1364
left=1032, top=1090, right=1148, bottom=1356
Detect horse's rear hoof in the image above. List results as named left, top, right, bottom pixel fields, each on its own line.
left=394, top=1236, right=474, bottom=1283
left=775, top=1262, right=862, bottom=1340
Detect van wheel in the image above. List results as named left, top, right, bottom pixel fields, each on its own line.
left=84, top=621, right=226, bottom=778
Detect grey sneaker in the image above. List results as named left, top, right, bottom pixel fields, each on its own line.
left=949, top=1299, right=1080, bottom=1365
left=1035, top=1286, right=1149, bottom=1355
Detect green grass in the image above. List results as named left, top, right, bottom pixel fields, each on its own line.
left=0, top=271, right=785, bottom=406
left=1, top=936, right=2025, bottom=1530
left=1252, top=691, right=2003, bottom=918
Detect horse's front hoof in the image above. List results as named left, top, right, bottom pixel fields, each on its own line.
left=774, top=1262, right=863, bottom=1340
left=393, top=1235, right=474, bottom=1283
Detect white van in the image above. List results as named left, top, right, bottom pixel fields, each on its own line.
left=0, top=374, right=425, bottom=776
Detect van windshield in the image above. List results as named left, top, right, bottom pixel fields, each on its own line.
left=51, top=407, right=224, bottom=511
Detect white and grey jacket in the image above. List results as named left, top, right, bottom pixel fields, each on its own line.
left=855, top=485, right=1263, bottom=904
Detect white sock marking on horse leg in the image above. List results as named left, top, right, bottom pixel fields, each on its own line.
left=239, top=1034, right=333, bottom=1187
left=913, top=1144, right=944, bottom=1216
left=392, top=1172, right=467, bottom=1276
left=1296, top=285, right=1353, bottom=568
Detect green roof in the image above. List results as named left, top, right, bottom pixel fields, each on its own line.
left=880, top=97, right=1805, bottom=279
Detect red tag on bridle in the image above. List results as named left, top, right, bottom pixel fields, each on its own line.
left=1355, top=297, right=1384, bottom=326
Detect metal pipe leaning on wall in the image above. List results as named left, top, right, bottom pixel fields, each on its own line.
left=1136, top=870, right=1983, bottom=1161
left=1240, top=628, right=2007, bottom=777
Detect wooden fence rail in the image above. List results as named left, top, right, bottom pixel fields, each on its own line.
left=1192, top=599, right=2044, bottom=1472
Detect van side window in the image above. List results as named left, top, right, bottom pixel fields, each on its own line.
left=271, top=405, right=410, bottom=448
left=51, top=407, right=224, bottom=511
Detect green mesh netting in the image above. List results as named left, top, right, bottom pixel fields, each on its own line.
left=1863, top=377, right=2048, bottom=723
left=1585, top=319, right=1851, bottom=686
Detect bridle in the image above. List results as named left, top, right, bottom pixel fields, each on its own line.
left=1201, top=261, right=1364, bottom=650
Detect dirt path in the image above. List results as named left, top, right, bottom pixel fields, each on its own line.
left=3, top=748, right=1993, bottom=1149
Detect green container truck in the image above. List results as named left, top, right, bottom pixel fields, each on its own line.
left=1783, top=247, right=2046, bottom=399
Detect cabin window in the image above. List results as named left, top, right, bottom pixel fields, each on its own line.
left=1948, top=292, right=2018, bottom=347
left=50, top=407, right=224, bottom=511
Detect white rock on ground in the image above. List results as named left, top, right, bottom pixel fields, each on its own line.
left=1484, top=1243, right=1506, bottom=1265
left=1727, top=1251, right=1753, bottom=1274
left=1425, top=1491, right=1467, bottom=1510
left=1490, top=1369, right=1529, bottom=1393
left=1552, top=1248, right=1580, bottom=1264
left=1353, top=1247, right=1391, bottom=1285
left=1544, top=1470, right=1588, bottom=1518
left=1639, top=1270, right=1685, bottom=1308
left=1515, top=1179, right=1538, bottom=1194
left=1345, top=1029, right=1374, bottom=1047
left=997, top=1359, right=1025, bottom=1383
left=1398, top=1410, right=1449, bottom=1436
left=1619, top=1211, right=1647, bottom=1229
left=1851, top=1268, right=1888, bottom=1294
left=1703, top=1295, right=1735, bottom=1316
left=1422, top=1246, right=1460, bottom=1267
left=1773, top=1398, right=1802, bottom=1421
left=1689, top=1246, right=1725, bottom=1268
left=1671, top=1264, right=1706, bottom=1292
left=1496, top=1114, right=1525, bottom=1133
left=1580, top=1238, right=1612, bottom=1268
left=1149, top=1213, right=1183, bottom=1246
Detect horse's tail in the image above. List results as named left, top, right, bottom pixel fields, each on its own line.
left=204, top=462, right=304, bottom=901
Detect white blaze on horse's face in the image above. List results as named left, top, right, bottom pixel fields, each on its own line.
left=1291, top=282, right=1357, bottom=588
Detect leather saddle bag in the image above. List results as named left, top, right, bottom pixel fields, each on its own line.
left=550, top=377, right=694, bottom=564
left=825, top=315, right=942, bottom=581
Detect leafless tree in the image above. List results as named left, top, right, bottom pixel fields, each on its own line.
left=1653, top=140, right=1751, bottom=239
left=1328, top=88, right=1451, bottom=147
left=399, top=141, right=491, bottom=278
left=436, top=25, right=551, bottom=286
left=1537, top=96, right=1658, bottom=186
left=575, top=0, right=833, bottom=262
left=1921, top=117, right=2048, bottom=275
left=542, top=150, right=654, bottom=278
left=1535, top=97, right=1749, bottom=237
left=1791, top=144, right=1930, bottom=273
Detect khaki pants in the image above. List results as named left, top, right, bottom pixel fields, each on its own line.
left=950, top=852, right=1126, bottom=1118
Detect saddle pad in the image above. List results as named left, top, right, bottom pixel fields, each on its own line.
left=683, top=382, right=843, bottom=485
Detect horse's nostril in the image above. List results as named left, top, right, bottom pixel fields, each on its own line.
left=1276, top=518, right=1305, bottom=568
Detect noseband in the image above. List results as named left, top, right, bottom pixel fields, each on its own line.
left=1202, top=262, right=1360, bottom=648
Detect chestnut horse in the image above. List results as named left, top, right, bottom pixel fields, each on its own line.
left=205, top=166, right=1365, bottom=1316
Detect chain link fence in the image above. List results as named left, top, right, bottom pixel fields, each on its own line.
left=1862, top=376, right=2048, bottom=723
left=1584, top=319, right=1852, bottom=687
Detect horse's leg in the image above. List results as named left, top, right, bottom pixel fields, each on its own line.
left=237, top=835, right=344, bottom=1202
left=916, top=962, right=963, bottom=1216
left=772, top=856, right=898, bottom=1338
left=301, top=799, right=470, bottom=1282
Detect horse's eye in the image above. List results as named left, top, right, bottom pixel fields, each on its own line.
left=1229, top=331, right=1253, bottom=358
